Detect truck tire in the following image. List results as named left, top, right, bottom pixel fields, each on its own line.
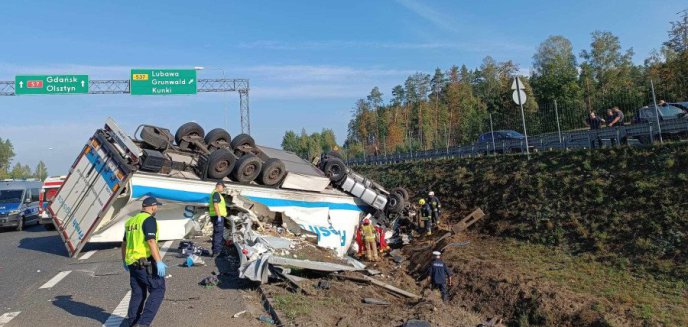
left=206, top=148, right=237, bottom=179
left=205, top=128, right=232, bottom=151
left=259, top=158, right=286, bottom=186
left=386, top=193, right=405, bottom=214
left=323, top=157, right=347, bottom=184
left=391, top=187, right=409, bottom=201
left=175, top=122, right=205, bottom=145
left=140, top=126, right=172, bottom=150
left=231, top=153, right=262, bottom=184
left=230, top=133, right=256, bottom=149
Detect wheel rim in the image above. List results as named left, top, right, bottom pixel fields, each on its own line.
left=243, top=163, right=257, bottom=176
left=268, top=167, right=282, bottom=179
left=215, top=160, right=229, bottom=173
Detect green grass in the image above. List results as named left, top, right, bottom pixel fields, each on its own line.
left=272, top=293, right=313, bottom=320
left=482, top=239, right=688, bottom=326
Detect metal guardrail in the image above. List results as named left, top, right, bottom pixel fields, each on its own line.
left=347, top=119, right=688, bottom=166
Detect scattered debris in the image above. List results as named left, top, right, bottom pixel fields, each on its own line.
left=479, top=317, right=505, bottom=327
left=232, top=310, right=247, bottom=318
left=451, top=208, right=485, bottom=234
left=200, top=275, right=220, bottom=288
left=366, top=269, right=381, bottom=276
left=316, top=280, right=331, bottom=290
left=335, top=273, right=420, bottom=299
left=441, top=241, right=471, bottom=251
left=258, top=315, right=276, bottom=325
left=362, top=298, right=390, bottom=306
left=183, top=255, right=207, bottom=267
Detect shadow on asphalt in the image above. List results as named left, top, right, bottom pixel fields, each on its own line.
left=215, top=250, right=255, bottom=290
left=18, top=234, right=69, bottom=256
left=52, top=295, right=111, bottom=324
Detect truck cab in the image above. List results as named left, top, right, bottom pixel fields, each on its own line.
left=0, top=180, right=43, bottom=231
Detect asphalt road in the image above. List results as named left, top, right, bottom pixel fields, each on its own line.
left=0, top=225, right=265, bottom=327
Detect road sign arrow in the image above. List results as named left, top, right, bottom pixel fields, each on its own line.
left=19, top=81, right=23, bottom=88
left=511, top=77, right=525, bottom=90
left=189, top=79, right=194, bottom=85
left=81, top=80, right=85, bottom=87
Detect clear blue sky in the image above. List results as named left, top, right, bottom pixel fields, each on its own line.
left=1, top=0, right=685, bottom=175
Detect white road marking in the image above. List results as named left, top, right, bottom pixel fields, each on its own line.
left=78, top=250, right=97, bottom=260
left=39, top=271, right=72, bottom=289
left=102, top=291, right=130, bottom=327
left=102, top=240, right=174, bottom=326
left=0, top=312, right=20, bottom=326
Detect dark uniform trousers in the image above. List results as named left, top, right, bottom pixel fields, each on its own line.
left=432, top=282, right=448, bottom=302
left=211, top=216, right=225, bottom=254
left=128, top=263, right=166, bottom=326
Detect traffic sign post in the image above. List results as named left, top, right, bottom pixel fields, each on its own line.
left=15, top=75, right=88, bottom=95
left=130, top=69, right=197, bottom=95
left=511, top=77, right=530, bottom=159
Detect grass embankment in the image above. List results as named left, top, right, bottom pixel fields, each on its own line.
left=357, top=143, right=688, bottom=280
left=357, top=144, right=688, bottom=325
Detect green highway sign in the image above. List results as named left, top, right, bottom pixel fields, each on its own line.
left=130, top=69, right=197, bottom=95
left=15, top=75, right=89, bottom=95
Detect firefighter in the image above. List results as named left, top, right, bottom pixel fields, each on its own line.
left=419, top=199, right=432, bottom=236
left=360, top=217, right=379, bottom=261
left=428, top=191, right=441, bottom=225
left=427, top=251, right=452, bottom=302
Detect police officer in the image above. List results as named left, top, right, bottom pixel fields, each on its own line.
left=427, top=251, right=452, bottom=302
left=209, top=181, right=227, bottom=257
left=428, top=191, right=441, bottom=225
left=121, top=196, right=167, bottom=327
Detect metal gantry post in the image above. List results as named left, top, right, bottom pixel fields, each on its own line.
left=239, top=87, right=251, bottom=135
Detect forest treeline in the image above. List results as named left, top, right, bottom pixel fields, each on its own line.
left=283, top=15, right=688, bottom=159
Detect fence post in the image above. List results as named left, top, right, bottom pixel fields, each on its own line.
left=650, top=79, right=663, bottom=144
left=554, top=99, right=562, bottom=144
left=489, top=113, right=496, bottom=157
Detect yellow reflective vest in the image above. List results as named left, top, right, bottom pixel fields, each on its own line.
left=124, top=212, right=159, bottom=265
left=208, top=190, right=227, bottom=217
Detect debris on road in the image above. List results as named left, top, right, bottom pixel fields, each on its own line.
left=363, top=298, right=390, bottom=306
left=232, top=310, right=247, bottom=318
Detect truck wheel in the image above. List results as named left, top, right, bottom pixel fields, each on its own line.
left=140, top=126, right=172, bottom=150
left=175, top=122, right=205, bottom=145
left=323, top=157, right=347, bottom=184
left=230, top=134, right=256, bottom=149
left=259, top=158, right=286, bottom=186
left=386, top=193, right=405, bottom=214
left=205, top=128, right=232, bottom=151
left=391, top=187, right=409, bottom=201
left=16, top=217, right=24, bottom=232
left=231, top=153, right=262, bottom=184
left=206, top=148, right=237, bottom=179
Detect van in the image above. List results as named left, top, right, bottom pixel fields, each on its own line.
left=39, top=176, right=66, bottom=229
left=0, top=180, right=43, bottom=231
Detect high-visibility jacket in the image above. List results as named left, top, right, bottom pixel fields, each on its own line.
left=124, top=212, right=159, bottom=265
left=361, top=224, right=376, bottom=241
left=208, top=190, right=227, bottom=217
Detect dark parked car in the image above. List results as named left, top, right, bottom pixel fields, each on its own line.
left=670, top=102, right=688, bottom=112
left=633, top=104, right=687, bottom=124
left=477, top=130, right=527, bottom=153
left=478, top=130, right=525, bottom=142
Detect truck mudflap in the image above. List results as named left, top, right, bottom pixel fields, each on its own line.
left=49, top=119, right=139, bottom=257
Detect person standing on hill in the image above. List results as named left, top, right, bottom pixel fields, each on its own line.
left=419, top=199, right=432, bottom=236
left=607, top=107, right=625, bottom=127
left=585, top=111, right=604, bottom=130
left=427, top=251, right=452, bottom=302
left=428, top=191, right=441, bottom=225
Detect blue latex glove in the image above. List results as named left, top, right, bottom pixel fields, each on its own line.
left=123, top=261, right=129, bottom=272
left=156, top=261, right=167, bottom=278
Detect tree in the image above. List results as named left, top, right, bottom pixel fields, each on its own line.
left=0, top=137, right=15, bottom=179
left=34, top=161, right=48, bottom=181
left=531, top=35, right=582, bottom=104
left=281, top=131, right=300, bottom=153
left=10, top=163, right=32, bottom=179
left=665, top=12, right=688, bottom=53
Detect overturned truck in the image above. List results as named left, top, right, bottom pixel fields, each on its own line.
left=49, top=118, right=409, bottom=281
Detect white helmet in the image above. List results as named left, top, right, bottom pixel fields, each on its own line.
left=428, top=191, right=435, bottom=196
